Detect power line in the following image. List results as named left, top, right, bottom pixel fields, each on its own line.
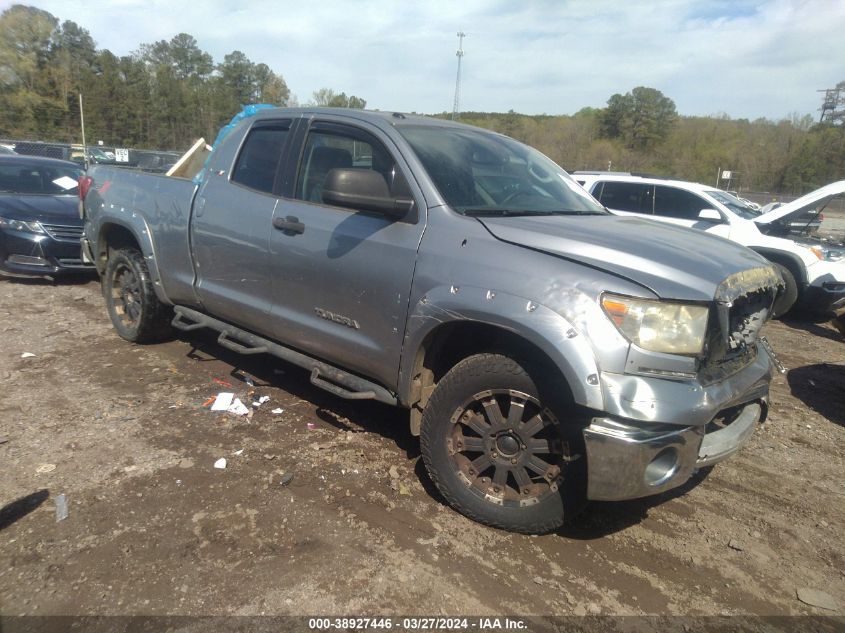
left=452, top=31, right=466, bottom=121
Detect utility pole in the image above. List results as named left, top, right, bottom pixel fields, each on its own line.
left=79, top=93, right=87, bottom=168
left=452, top=31, right=466, bottom=120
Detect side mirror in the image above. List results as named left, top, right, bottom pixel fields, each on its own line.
left=698, top=208, right=723, bottom=222
left=322, top=168, right=413, bottom=219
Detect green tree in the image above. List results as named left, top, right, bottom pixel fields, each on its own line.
left=311, top=88, right=366, bottom=109
left=600, top=86, right=677, bottom=151
left=0, top=4, right=60, bottom=136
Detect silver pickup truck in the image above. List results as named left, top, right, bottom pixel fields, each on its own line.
left=81, top=108, right=781, bottom=534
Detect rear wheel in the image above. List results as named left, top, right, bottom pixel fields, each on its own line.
left=420, top=353, right=586, bottom=534
left=104, top=247, right=172, bottom=342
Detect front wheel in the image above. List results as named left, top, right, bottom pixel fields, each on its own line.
left=103, top=247, right=172, bottom=343
left=420, top=353, right=586, bottom=534
left=771, top=263, right=798, bottom=319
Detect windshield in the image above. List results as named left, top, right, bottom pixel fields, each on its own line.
left=398, top=124, right=607, bottom=216
left=0, top=163, right=83, bottom=195
left=706, top=190, right=760, bottom=220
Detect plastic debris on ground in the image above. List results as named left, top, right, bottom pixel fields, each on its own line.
left=36, top=463, right=56, bottom=474
left=55, top=494, right=68, bottom=522
left=20, top=352, right=36, bottom=358
left=271, top=408, right=284, bottom=415
left=306, top=422, right=318, bottom=430
left=214, top=458, right=227, bottom=469
left=252, top=395, right=270, bottom=407
left=212, top=378, right=233, bottom=388
left=233, top=448, right=244, bottom=456
left=227, top=398, right=250, bottom=416
left=210, top=392, right=234, bottom=411
left=232, top=370, right=256, bottom=386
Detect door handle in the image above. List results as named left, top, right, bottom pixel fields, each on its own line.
left=273, top=215, right=305, bottom=235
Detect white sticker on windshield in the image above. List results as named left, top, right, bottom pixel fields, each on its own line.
left=52, top=176, right=78, bottom=190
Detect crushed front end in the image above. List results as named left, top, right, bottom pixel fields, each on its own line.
left=583, top=266, right=782, bottom=501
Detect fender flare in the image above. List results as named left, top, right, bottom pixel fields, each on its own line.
left=398, top=285, right=604, bottom=411
left=96, top=214, right=171, bottom=305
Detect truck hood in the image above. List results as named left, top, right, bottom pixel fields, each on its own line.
left=0, top=194, right=80, bottom=224
left=754, top=180, right=845, bottom=225
left=478, top=214, right=775, bottom=302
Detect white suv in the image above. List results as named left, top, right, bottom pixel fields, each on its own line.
left=574, top=173, right=845, bottom=317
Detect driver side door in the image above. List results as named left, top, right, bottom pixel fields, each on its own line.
left=268, top=120, right=425, bottom=389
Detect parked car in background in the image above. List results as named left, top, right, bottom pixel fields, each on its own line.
left=575, top=172, right=845, bottom=316
left=69, top=147, right=116, bottom=166
left=0, top=155, right=94, bottom=276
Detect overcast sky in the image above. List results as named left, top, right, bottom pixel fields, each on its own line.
left=9, top=0, right=845, bottom=120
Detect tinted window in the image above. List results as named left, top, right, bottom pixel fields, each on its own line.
left=231, top=124, right=289, bottom=194
left=0, top=163, right=83, bottom=195
left=598, top=181, right=654, bottom=213
left=295, top=127, right=409, bottom=204
left=654, top=186, right=711, bottom=220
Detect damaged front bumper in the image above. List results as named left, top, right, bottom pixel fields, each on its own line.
left=582, top=343, right=772, bottom=501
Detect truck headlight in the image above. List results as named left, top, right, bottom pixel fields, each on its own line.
left=0, top=216, right=45, bottom=234
left=601, top=294, right=709, bottom=355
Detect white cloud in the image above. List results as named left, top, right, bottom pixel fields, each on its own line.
left=6, top=0, right=845, bottom=119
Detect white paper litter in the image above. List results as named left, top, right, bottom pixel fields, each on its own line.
left=271, top=408, right=284, bottom=415
left=252, top=395, right=270, bottom=407
left=55, top=493, right=68, bottom=522
left=228, top=398, right=250, bottom=416
left=233, top=448, right=244, bottom=456
left=214, top=458, right=227, bottom=469
left=210, top=392, right=234, bottom=411
left=21, top=352, right=36, bottom=358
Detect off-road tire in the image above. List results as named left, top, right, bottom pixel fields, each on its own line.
left=771, top=263, right=798, bottom=319
left=420, top=353, right=586, bottom=534
left=103, top=247, right=172, bottom=343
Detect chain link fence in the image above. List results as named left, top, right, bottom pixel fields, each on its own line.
left=0, top=138, right=182, bottom=173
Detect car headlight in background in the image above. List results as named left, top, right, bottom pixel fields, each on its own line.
left=601, top=294, right=709, bottom=355
left=0, top=216, right=45, bottom=234
left=808, top=244, right=842, bottom=262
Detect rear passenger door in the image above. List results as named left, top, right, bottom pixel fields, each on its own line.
left=192, top=119, right=292, bottom=337
left=267, top=120, right=424, bottom=389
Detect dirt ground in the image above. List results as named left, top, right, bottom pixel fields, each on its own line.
left=1, top=274, right=844, bottom=622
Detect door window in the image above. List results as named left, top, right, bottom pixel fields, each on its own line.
left=231, top=123, right=290, bottom=194
left=597, top=181, right=654, bottom=213
left=654, top=185, right=712, bottom=220
left=294, top=126, right=410, bottom=205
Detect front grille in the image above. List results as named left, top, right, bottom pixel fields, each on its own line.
left=726, top=288, right=773, bottom=352
left=700, top=268, right=781, bottom=384
left=41, top=223, right=83, bottom=242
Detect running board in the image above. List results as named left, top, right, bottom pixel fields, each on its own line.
left=171, top=306, right=397, bottom=406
